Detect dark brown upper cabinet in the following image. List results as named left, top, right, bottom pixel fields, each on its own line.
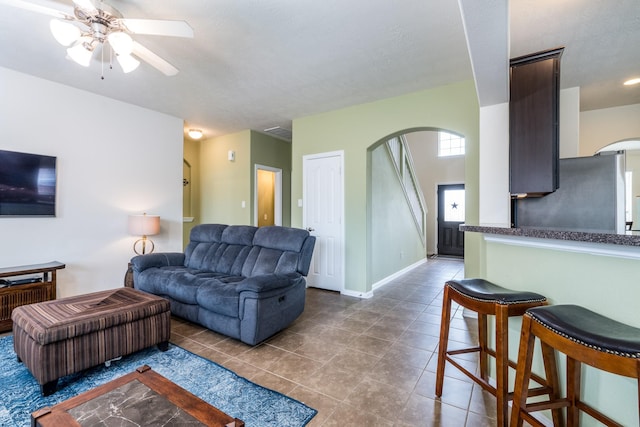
left=509, top=47, right=564, bottom=197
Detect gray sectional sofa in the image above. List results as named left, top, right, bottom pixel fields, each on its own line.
left=130, top=224, right=316, bottom=345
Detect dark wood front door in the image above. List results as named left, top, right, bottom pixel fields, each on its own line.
left=437, top=184, right=465, bottom=257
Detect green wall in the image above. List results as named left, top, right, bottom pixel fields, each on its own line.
left=250, top=130, right=292, bottom=227
left=196, top=130, right=293, bottom=227
left=291, top=81, right=480, bottom=293
left=200, top=130, right=253, bottom=225
left=370, top=143, right=426, bottom=283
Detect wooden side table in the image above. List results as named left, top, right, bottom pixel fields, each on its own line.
left=0, top=261, right=65, bottom=332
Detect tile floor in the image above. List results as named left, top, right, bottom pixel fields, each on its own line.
left=170, top=257, right=506, bottom=426
left=0, top=257, right=512, bottom=426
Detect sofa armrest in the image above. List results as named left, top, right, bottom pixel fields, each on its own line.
left=131, top=253, right=185, bottom=272
left=237, top=273, right=304, bottom=293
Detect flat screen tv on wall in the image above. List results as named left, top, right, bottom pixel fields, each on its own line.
left=0, top=149, right=57, bottom=217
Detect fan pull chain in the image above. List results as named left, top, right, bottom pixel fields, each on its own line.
left=100, top=44, right=105, bottom=80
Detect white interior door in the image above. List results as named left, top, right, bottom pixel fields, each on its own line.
left=303, top=151, right=344, bottom=292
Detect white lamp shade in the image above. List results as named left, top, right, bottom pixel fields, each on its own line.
left=66, top=40, right=94, bottom=67
left=108, top=31, right=134, bottom=55
left=116, top=53, right=140, bottom=73
left=128, top=214, right=160, bottom=236
left=50, top=19, right=81, bottom=46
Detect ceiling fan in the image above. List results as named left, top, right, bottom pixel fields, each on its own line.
left=1, top=0, right=193, bottom=76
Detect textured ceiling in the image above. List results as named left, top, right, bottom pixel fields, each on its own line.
left=0, top=0, right=637, bottom=139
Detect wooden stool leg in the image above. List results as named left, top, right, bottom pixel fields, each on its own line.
left=495, top=304, right=509, bottom=427
left=540, top=341, right=564, bottom=427
left=436, top=285, right=453, bottom=397
left=510, top=314, right=536, bottom=427
left=566, top=357, right=581, bottom=427
left=478, top=312, right=489, bottom=382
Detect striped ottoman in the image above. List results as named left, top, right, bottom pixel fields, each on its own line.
left=12, top=287, right=171, bottom=396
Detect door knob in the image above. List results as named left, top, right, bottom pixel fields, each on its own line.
left=307, top=227, right=315, bottom=232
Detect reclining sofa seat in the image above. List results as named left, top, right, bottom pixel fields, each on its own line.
left=131, top=224, right=315, bottom=345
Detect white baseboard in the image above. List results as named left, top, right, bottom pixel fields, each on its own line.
left=371, top=258, right=427, bottom=292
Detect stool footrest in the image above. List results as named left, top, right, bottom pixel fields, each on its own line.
left=444, top=355, right=496, bottom=395
left=524, top=399, right=570, bottom=413
left=446, top=346, right=480, bottom=356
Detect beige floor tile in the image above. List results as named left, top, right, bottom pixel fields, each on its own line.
left=250, top=370, right=297, bottom=395
left=344, top=377, right=411, bottom=420
left=347, top=334, right=393, bottom=356
left=381, top=344, right=433, bottom=370
left=266, top=330, right=310, bottom=352
left=400, top=394, right=469, bottom=427
left=328, top=347, right=382, bottom=376
left=234, top=343, right=288, bottom=370
left=267, top=352, right=324, bottom=384
left=322, top=403, right=395, bottom=427
left=293, top=337, right=345, bottom=363
left=299, top=364, right=364, bottom=400
left=367, top=358, right=424, bottom=391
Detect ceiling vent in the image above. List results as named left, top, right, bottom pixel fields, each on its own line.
left=263, top=126, right=292, bottom=141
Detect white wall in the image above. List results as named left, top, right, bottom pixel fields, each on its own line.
left=0, top=67, right=184, bottom=297
left=479, top=102, right=509, bottom=226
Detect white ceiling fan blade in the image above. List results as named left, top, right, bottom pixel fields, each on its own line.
left=72, top=0, right=96, bottom=12
left=0, top=0, right=73, bottom=19
left=119, top=18, right=194, bottom=38
left=132, top=41, right=179, bottom=76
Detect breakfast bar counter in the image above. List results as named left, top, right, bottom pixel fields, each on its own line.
left=463, top=223, right=640, bottom=425
left=461, top=224, right=640, bottom=246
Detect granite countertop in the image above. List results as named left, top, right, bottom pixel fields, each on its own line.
left=460, top=225, right=640, bottom=247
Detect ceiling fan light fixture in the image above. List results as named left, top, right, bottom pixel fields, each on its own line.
left=66, top=39, right=95, bottom=67
left=108, top=31, right=134, bottom=55
left=50, top=19, right=81, bottom=46
left=188, top=129, right=203, bottom=140
left=116, top=53, right=140, bottom=73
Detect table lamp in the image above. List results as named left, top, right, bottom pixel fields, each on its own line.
left=128, top=213, right=160, bottom=255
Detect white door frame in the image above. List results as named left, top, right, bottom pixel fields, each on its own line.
left=254, top=164, right=282, bottom=226
left=303, top=150, right=345, bottom=293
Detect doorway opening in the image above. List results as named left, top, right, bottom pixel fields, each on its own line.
left=254, top=165, right=282, bottom=226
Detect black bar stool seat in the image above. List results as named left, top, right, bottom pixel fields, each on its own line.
left=511, top=304, right=640, bottom=427
left=436, top=278, right=562, bottom=427
left=446, top=278, right=547, bottom=304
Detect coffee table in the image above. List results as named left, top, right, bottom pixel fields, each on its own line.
left=31, top=365, right=244, bottom=427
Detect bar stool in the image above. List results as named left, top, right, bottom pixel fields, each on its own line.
left=435, top=279, right=562, bottom=427
left=511, top=304, right=640, bottom=427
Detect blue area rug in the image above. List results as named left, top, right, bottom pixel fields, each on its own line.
left=0, top=335, right=316, bottom=426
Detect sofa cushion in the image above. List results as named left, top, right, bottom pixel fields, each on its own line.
left=136, top=267, right=202, bottom=304
left=196, top=279, right=244, bottom=317
left=184, top=225, right=257, bottom=273
left=253, top=226, right=309, bottom=252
